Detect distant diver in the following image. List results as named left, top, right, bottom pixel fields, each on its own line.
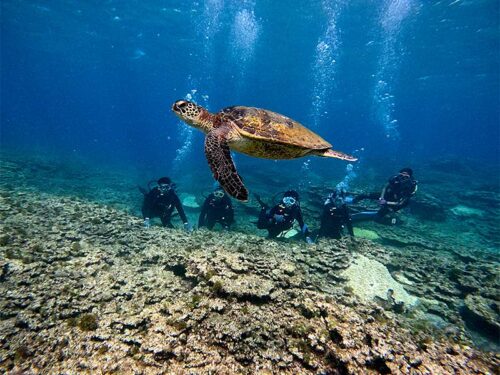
left=198, top=184, right=234, bottom=231
left=141, top=177, right=192, bottom=231
left=351, top=168, right=418, bottom=224
left=318, top=190, right=354, bottom=239
left=255, top=190, right=313, bottom=244
left=172, top=100, right=357, bottom=202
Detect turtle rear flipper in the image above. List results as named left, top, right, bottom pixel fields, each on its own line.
left=318, top=149, right=358, bottom=162
left=205, top=127, right=249, bottom=202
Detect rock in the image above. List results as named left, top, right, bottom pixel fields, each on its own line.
left=409, top=195, right=447, bottom=222
left=279, top=262, right=296, bottom=276
left=211, top=275, right=274, bottom=302
left=0, top=154, right=499, bottom=374
left=462, top=294, right=500, bottom=340
left=341, top=255, right=418, bottom=308
left=392, top=272, right=414, bottom=286
left=353, top=228, right=380, bottom=240
left=450, top=205, right=485, bottom=218
left=181, top=194, right=200, bottom=209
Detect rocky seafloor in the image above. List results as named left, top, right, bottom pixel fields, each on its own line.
left=0, top=154, right=499, bottom=374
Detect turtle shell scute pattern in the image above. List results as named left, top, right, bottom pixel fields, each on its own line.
left=220, top=106, right=331, bottom=150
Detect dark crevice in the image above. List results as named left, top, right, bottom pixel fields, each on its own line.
left=329, top=328, right=344, bottom=347
left=165, top=263, right=198, bottom=288
left=459, top=305, right=500, bottom=342
left=324, top=349, right=350, bottom=375
left=153, top=349, right=174, bottom=362
left=166, top=264, right=187, bottom=278
left=366, top=356, right=391, bottom=374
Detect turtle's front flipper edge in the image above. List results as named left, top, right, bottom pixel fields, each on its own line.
left=205, top=128, right=249, bottom=202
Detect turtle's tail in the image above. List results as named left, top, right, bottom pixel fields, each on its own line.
left=319, top=149, right=358, bottom=162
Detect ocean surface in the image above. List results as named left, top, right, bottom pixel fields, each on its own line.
left=1, top=1, right=499, bottom=373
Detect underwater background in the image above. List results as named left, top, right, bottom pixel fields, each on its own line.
left=0, top=0, right=499, bottom=373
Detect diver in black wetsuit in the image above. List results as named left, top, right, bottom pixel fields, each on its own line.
left=141, top=177, right=192, bottom=231
left=198, top=185, right=234, bottom=230
left=351, top=168, right=418, bottom=223
left=319, top=191, right=354, bottom=239
left=255, top=190, right=313, bottom=244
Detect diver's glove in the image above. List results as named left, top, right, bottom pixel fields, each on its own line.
left=378, top=198, right=387, bottom=206
left=144, top=218, right=151, bottom=229
left=273, top=214, right=285, bottom=223
left=344, top=196, right=354, bottom=204
left=184, top=222, right=193, bottom=232
left=305, top=236, right=314, bottom=245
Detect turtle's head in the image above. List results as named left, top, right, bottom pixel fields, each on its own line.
left=172, top=100, right=213, bottom=133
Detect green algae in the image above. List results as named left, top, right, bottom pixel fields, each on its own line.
left=14, top=345, right=32, bottom=363
left=189, top=294, right=202, bottom=309
left=210, top=280, right=223, bottom=295
left=78, top=314, right=98, bottom=331
left=0, top=234, right=10, bottom=246
left=353, top=228, right=380, bottom=240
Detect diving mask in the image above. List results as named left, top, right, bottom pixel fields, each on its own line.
left=158, top=183, right=172, bottom=193
left=282, top=196, right=296, bottom=207
left=214, top=189, right=225, bottom=199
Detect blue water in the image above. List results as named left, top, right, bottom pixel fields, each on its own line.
left=1, top=0, right=498, bottom=174
left=1, top=2, right=500, bottom=365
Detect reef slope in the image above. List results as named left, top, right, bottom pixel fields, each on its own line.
left=0, top=190, right=498, bottom=374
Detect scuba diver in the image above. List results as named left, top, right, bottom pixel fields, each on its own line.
left=255, top=190, right=313, bottom=244
left=351, top=168, right=418, bottom=223
left=141, top=177, right=192, bottom=231
left=198, top=185, right=234, bottom=230
left=318, top=190, right=354, bottom=239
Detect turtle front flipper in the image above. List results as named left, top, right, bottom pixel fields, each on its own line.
left=205, top=127, right=249, bottom=202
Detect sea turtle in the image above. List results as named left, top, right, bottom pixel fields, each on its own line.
left=172, top=100, right=357, bottom=202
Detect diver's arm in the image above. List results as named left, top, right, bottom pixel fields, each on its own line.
left=385, top=199, right=401, bottom=206
left=386, top=194, right=408, bottom=206
left=173, top=194, right=188, bottom=224
left=379, top=184, right=389, bottom=200
left=268, top=206, right=278, bottom=223
left=394, top=196, right=411, bottom=208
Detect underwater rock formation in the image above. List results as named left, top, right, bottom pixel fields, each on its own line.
left=181, top=194, right=200, bottom=209
left=451, top=205, right=486, bottom=218
left=462, top=294, right=500, bottom=341
left=0, top=155, right=498, bottom=373
left=341, top=254, right=418, bottom=308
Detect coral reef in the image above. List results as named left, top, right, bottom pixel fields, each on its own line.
left=0, top=154, right=498, bottom=373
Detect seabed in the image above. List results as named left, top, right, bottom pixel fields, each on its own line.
left=0, top=153, right=498, bottom=374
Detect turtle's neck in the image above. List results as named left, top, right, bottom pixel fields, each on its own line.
left=197, top=109, right=217, bottom=133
